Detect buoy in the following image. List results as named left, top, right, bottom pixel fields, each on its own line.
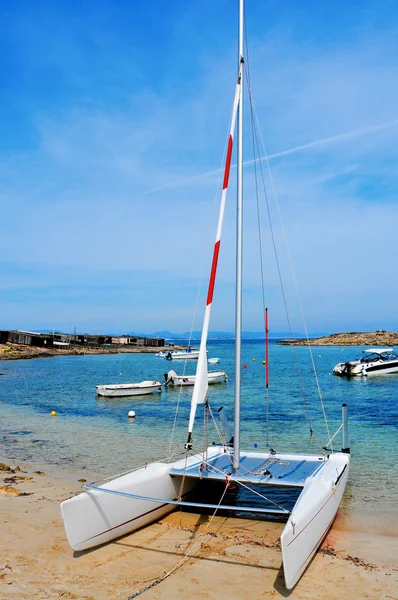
left=50, top=411, right=56, bottom=417
left=243, top=363, right=247, bottom=369
left=128, top=410, right=136, bottom=418
left=262, top=360, right=266, bottom=365
left=252, top=358, right=256, bottom=362
left=318, top=354, right=322, bottom=358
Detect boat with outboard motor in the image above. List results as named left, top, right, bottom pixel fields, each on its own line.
left=60, top=1, right=350, bottom=590
left=164, top=369, right=227, bottom=386
left=156, top=348, right=201, bottom=360
left=333, top=347, right=398, bottom=377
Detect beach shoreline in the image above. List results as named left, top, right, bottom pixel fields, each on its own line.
left=0, top=343, right=183, bottom=361
left=1, top=459, right=397, bottom=600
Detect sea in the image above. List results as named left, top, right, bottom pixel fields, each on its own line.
left=1, top=340, right=397, bottom=528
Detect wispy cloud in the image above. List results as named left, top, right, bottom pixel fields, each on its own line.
left=1, top=1, right=398, bottom=332
left=266, top=118, right=398, bottom=160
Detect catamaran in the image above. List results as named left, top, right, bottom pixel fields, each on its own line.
left=60, top=0, right=350, bottom=590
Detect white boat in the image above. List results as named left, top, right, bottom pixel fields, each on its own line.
left=164, top=369, right=227, bottom=386
left=333, top=347, right=398, bottom=377
left=156, top=349, right=201, bottom=360
left=61, top=2, right=350, bottom=590
left=95, top=381, right=162, bottom=397
left=208, top=357, right=220, bottom=364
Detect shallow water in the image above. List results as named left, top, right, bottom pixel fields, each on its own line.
left=0, top=341, right=397, bottom=517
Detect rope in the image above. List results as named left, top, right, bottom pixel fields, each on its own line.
left=126, top=481, right=230, bottom=599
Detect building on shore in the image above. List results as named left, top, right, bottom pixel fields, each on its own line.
left=0, top=330, right=165, bottom=349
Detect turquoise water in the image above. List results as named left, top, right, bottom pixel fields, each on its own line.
left=0, top=341, right=397, bottom=516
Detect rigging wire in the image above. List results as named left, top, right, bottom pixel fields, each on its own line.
left=248, top=96, right=333, bottom=450
left=244, top=23, right=270, bottom=447
left=242, top=21, right=334, bottom=452
left=168, top=121, right=230, bottom=455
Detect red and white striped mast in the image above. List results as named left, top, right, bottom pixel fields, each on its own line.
left=185, top=1, right=244, bottom=450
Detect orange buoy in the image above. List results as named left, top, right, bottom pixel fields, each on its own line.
left=243, top=363, right=247, bottom=369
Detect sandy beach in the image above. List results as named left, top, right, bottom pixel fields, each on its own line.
left=1, top=461, right=397, bottom=600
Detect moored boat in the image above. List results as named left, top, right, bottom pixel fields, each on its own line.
left=333, top=348, right=398, bottom=377
left=95, top=381, right=162, bottom=397
left=156, top=348, right=201, bottom=360
left=164, top=369, right=227, bottom=386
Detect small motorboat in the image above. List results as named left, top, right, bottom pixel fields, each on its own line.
left=333, top=348, right=398, bottom=377
left=159, top=348, right=203, bottom=360
left=164, top=369, right=227, bottom=386
left=96, top=381, right=162, bottom=397
left=208, top=357, right=220, bottom=364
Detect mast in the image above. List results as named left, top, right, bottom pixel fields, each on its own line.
left=185, top=58, right=242, bottom=450
left=233, top=0, right=244, bottom=470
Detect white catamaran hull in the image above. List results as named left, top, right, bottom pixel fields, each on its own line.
left=281, top=452, right=350, bottom=589
left=96, top=381, right=162, bottom=397
left=60, top=449, right=220, bottom=552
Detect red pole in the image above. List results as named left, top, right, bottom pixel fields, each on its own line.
left=265, top=308, right=269, bottom=388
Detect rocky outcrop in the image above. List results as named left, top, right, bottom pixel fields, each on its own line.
left=279, top=330, right=398, bottom=346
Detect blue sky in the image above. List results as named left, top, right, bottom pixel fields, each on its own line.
left=1, top=0, right=398, bottom=335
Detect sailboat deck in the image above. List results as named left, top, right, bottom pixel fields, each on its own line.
left=170, top=451, right=327, bottom=488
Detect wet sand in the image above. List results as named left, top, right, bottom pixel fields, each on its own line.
left=1, top=462, right=397, bottom=600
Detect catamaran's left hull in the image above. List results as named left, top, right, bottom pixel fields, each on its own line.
left=61, top=461, right=197, bottom=551
left=281, top=452, right=350, bottom=589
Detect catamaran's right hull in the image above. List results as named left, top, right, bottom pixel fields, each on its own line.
left=281, top=452, right=350, bottom=589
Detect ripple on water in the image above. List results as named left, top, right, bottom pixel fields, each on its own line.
left=0, top=342, right=397, bottom=517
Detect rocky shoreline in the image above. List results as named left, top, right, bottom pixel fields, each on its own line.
left=280, top=330, right=398, bottom=346
left=0, top=343, right=183, bottom=361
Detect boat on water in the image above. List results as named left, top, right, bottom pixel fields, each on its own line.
left=60, top=1, right=350, bottom=590
left=333, top=348, right=398, bottom=377
left=95, top=381, right=162, bottom=397
left=156, top=348, right=201, bottom=360
left=164, top=369, right=227, bottom=386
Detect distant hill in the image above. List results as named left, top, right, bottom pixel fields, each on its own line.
left=279, top=330, right=398, bottom=346
left=128, top=330, right=319, bottom=340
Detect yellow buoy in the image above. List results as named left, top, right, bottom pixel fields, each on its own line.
left=50, top=411, right=56, bottom=417
left=262, top=360, right=266, bottom=365
left=252, top=358, right=256, bottom=362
